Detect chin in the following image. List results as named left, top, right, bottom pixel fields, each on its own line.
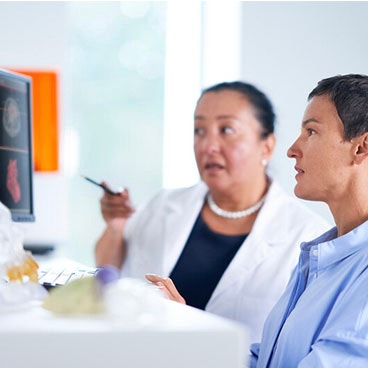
left=294, top=186, right=319, bottom=202
left=294, top=184, right=309, bottom=199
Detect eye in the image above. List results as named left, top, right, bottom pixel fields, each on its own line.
left=221, top=126, right=235, bottom=134
left=306, top=128, right=316, bottom=136
left=194, top=127, right=204, bottom=136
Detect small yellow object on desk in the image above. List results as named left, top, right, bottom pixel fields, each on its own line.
left=6, top=254, right=39, bottom=283
left=42, top=277, right=105, bottom=315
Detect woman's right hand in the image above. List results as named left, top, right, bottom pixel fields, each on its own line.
left=100, top=182, right=135, bottom=224
left=145, top=274, right=186, bottom=305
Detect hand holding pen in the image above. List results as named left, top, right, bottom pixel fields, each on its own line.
left=82, top=175, right=124, bottom=195
left=82, top=175, right=135, bottom=223
left=99, top=182, right=135, bottom=223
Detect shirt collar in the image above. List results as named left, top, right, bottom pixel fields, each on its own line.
left=300, top=220, right=368, bottom=271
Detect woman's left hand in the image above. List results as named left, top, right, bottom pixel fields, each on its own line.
left=145, top=274, right=186, bottom=305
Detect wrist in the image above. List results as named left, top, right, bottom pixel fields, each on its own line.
left=106, top=218, right=126, bottom=234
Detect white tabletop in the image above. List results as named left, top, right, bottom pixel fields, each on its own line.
left=0, top=289, right=249, bottom=368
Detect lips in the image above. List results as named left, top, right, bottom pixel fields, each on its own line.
left=294, top=166, right=304, bottom=181
left=295, top=166, right=304, bottom=174
left=205, top=162, right=224, bottom=170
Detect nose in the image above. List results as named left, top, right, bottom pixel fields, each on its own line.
left=202, top=131, right=220, bottom=154
left=287, top=138, right=300, bottom=159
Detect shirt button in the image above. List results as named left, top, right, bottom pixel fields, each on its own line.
left=312, top=249, right=318, bottom=257
left=314, top=273, right=318, bottom=279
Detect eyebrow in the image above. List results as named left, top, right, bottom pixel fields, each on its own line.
left=194, top=114, right=238, bottom=120
left=302, top=118, right=320, bottom=127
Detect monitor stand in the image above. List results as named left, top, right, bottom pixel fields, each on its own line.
left=23, top=243, right=55, bottom=255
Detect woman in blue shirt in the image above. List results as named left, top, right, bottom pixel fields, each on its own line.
left=251, top=74, right=368, bottom=367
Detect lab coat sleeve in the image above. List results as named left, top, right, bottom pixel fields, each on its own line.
left=121, top=188, right=170, bottom=277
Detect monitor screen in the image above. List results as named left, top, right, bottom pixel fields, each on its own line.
left=0, top=68, right=35, bottom=222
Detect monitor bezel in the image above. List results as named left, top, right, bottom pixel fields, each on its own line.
left=0, top=68, right=35, bottom=222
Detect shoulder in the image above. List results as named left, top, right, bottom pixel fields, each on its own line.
left=136, top=181, right=207, bottom=212
left=154, top=181, right=208, bottom=202
left=125, top=182, right=206, bottom=235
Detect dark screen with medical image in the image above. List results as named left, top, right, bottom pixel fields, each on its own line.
left=0, top=150, right=31, bottom=214
left=0, top=69, right=34, bottom=222
left=0, top=79, right=29, bottom=150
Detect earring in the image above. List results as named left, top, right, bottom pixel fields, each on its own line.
left=261, top=159, right=268, bottom=166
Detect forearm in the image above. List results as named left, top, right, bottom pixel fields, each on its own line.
left=95, top=220, right=127, bottom=269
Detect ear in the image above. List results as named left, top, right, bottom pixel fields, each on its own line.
left=262, top=133, right=276, bottom=162
left=353, top=133, right=368, bottom=164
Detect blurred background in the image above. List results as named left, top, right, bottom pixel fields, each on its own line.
left=1, top=1, right=367, bottom=266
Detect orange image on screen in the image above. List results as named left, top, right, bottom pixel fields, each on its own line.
left=6, top=159, right=21, bottom=203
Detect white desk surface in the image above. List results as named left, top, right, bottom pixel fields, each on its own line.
left=0, top=256, right=249, bottom=368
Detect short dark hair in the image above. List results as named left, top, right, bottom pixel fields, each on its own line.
left=200, top=81, right=275, bottom=138
left=309, top=74, right=368, bottom=140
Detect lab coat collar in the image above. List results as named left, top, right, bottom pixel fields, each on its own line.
left=207, top=180, right=292, bottom=303
left=162, top=179, right=292, bottom=303
left=162, top=181, right=208, bottom=276
left=249, top=179, right=290, bottom=244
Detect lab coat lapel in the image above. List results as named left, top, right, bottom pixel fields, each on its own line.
left=206, top=181, right=288, bottom=306
left=161, top=182, right=208, bottom=276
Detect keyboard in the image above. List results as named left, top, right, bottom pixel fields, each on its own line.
left=38, top=266, right=100, bottom=290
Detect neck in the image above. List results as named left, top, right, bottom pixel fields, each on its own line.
left=207, top=176, right=270, bottom=219
left=328, top=183, right=368, bottom=236
left=332, top=205, right=368, bottom=237
left=211, top=176, right=269, bottom=211
left=207, top=192, right=266, bottom=219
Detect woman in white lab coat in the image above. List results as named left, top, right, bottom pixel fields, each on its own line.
left=95, top=81, right=329, bottom=343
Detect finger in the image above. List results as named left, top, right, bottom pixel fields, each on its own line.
left=100, top=195, right=134, bottom=212
left=100, top=201, right=134, bottom=223
left=153, top=281, right=174, bottom=301
left=145, top=273, right=166, bottom=284
left=101, top=182, right=129, bottom=198
left=101, top=203, right=134, bottom=217
left=145, top=275, right=172, bottom=296
left=145, top=275, right=170, bottom=298
left=145, top=274, right=186, bottom=304
left=156, top=282, right=170, bottom=299
left=160, top=277, right=186, bottom=304
left=100, top=201, right=133, bottom=213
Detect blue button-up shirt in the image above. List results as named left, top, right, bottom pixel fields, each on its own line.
left=250, top=220, right=368, bottom=368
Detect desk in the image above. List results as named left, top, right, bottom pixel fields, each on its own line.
left=0, top=291, right=249, bottom=368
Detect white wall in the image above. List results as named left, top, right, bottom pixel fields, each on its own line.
left=2, top=1, right=368, bottom=262
left=239, top=1, right=368, bottom=224
left=0, top=2, right=70, bottom=245
left=0, top=2, right=168, bottom=265
left=163, top=1, right=243, bottom=188
left=163, top=2, right=202, bottom=188
left=163, top=1, right=368, bottom=226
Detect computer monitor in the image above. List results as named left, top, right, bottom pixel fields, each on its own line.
left=0, top=68, right=35, bottom=222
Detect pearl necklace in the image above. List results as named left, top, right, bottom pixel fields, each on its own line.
left=206, top=193, right=266, bottom=219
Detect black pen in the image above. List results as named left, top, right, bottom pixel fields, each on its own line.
left=81, top=175, right=123, bottom=195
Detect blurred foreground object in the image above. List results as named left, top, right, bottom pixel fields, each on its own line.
left=42, top=276, right=105, bottom=314
left=43, top=265, right=167, bottom=326
left=0, top=201, right=47, bottom=308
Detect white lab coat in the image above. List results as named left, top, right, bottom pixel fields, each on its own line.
left=122, top=179, right=330, bottom=343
